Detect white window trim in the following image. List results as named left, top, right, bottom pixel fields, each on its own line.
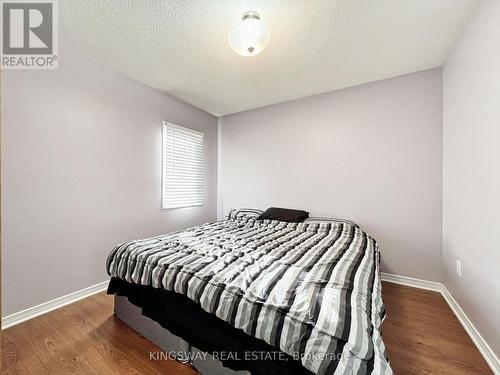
left=162, top=121, right=204, bottom=209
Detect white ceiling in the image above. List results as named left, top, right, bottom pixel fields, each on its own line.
left=60, top=0, right=478, bottom=116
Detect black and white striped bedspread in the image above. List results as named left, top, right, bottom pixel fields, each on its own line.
left=106, top=211, right=392, bottom=375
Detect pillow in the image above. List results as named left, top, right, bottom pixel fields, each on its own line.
left=227, top=208, right=264, bottom=220
left=304, top=216, right=359, bottom=228
left=257, top=207, right=309, bottom=223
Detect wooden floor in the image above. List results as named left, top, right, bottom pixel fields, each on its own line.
left=1, top=282, right=492, bottom=375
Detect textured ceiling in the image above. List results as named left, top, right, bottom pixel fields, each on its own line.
left=59, top=0, right=478, bottom=116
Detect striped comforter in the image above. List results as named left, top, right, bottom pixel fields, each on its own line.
left=106, top=210, right=392, bottom=375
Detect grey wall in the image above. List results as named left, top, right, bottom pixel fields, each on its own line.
left=443, top=0, right=500, bottom=355
left=219, top=69, right=443, bottom=281
left=1, top=37, right=217, bottom=316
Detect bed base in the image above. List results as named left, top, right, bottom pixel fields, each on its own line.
left=114, top=295, right=251, bottom=375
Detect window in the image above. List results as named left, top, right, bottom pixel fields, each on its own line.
left=162, top=122, right=204, bottom=209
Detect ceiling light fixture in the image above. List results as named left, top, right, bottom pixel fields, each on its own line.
left=228, top=11, right=270, bottom=57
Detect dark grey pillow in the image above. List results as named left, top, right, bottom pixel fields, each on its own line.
left=257, top=207, right=309, bottom=223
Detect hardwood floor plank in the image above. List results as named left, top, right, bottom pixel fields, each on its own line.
left=1, top=282, right=493, bottom=374
left=381, top=282, right=492, bottom=375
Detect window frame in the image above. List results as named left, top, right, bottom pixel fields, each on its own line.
left=162, top=121, right=204, bottom=210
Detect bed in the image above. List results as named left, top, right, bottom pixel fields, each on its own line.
left=106, top=209, right=392, bottom=375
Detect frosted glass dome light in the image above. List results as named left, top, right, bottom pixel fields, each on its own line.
left=228, top=11, right=270, bottom=57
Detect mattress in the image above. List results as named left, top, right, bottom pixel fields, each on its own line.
left=106, top=209, right=392, bottom=375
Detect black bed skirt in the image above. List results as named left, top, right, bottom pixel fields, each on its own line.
left=107, top=277, right=314, bottom=375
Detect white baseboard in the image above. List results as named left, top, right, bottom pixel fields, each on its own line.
left=382, top=272, right=500, bottom=375
left=440, top=285, right=500, bottom=375
left=381, top=272, right=442, bottom=292
left=1, top=279, right=109, bottom=330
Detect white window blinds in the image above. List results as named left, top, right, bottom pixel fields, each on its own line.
left=162, top=122, right=204, bottom=209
